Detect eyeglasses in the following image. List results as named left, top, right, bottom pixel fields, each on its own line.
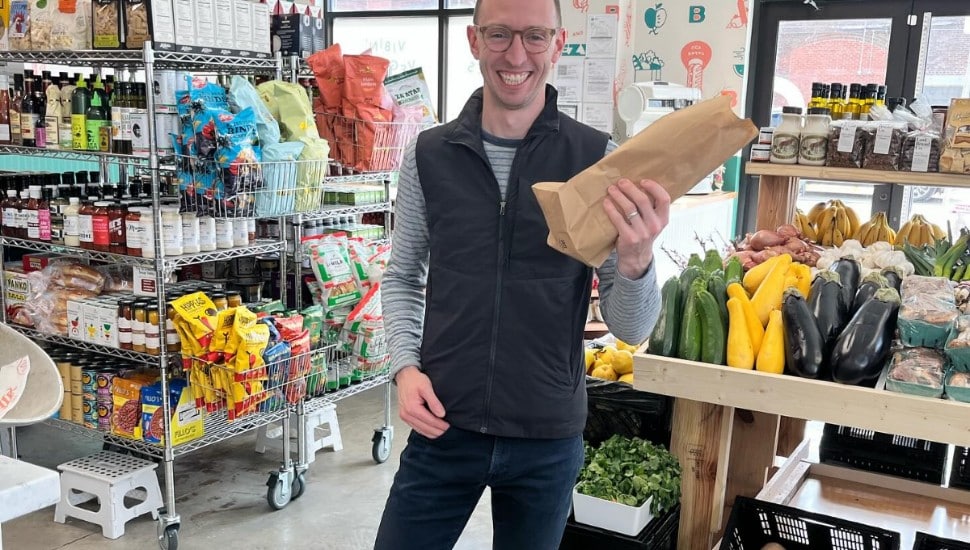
left=475, top=25, right=559, bottom=54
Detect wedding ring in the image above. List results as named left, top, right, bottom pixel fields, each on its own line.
left=626, top=210, right=640, bottom=220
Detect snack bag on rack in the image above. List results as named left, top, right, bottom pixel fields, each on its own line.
left=339, top=283, right=381, bottom=353
left=347, top=237, right=371, bottom=291
left=367, top=243, right=392, bottom=285
left=342, top=54, right=392, bottom=172
left=229, top=378, right=268, bottom=420
left=325, top=306, right=352, bottom=344
left=258, top=141, right=304, bottom=217
left=9, top=1, right=32, bottom=50
left=286, top=329, right=311, bottom=403
left=229, top=75, right=281, bottom=147
left=226, top=306, right=258, bottom=358
left=260, top=339, right=291, bottom=414
left=309, top=232, right=363, bottom=310
left=111, top=377, right=149, bottom=440
left=295, top=136, right=329, bottom=212
left=353, top=316, right=387, bottom=374
left=213, top=107, right=262, bottom=217
left=301, top=305, right=324, bottom=350
left=384, top=67, right=438, bottom=125
left=256, top=80, right=320, bottom=142
left=172, top=292, right=218, bottom=357
left=941, top=99, right=970, bottom=174
left=234, top=322, right=271, bottom=382
left=307, top=44, right=345, bottom=146
left=894, top=99, right=942, bottom=173
left=209, top=308, right=237, bottom=362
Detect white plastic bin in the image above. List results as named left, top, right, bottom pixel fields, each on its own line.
left=572, top=486, right=655, bottom=536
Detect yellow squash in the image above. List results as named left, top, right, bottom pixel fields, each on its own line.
left=726, top=297, right=755, bottom=370
left=742, top=253, right=791, bottom=295
left=726, top=282, right=764, bottom=357
left=756, top=309, right=785, bottom=374
left=750, top=255, right=792, bottom=326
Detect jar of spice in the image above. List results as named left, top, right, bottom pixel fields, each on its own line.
left=799, top=107, right=832, bottom=166
left=145, top=304, right=161, bottom=356
left=125, top=206, right=142, bottom=256
left=161, top=206, right=183, bottom=256
left=770, top=106, right=803, bottom=165
left=132, top=301, right=147, bottom=353
left=117, top=298, right=134, bottom=350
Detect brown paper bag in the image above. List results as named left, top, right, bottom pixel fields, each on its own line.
left=533, top=95, right=758, bottom=267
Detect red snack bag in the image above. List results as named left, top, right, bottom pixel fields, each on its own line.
left=307, top=44, right=345, bottom=111
left=342, top=54, right=390, bottom=112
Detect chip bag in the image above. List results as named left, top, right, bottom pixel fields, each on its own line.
left=213, top=107, right=262, bottom=216
left=229, top=75, right=281, bottom=146
left=309, top=232, right=362, bottom=310
left=172, top=292, right=219, bottom=357
left=258, top=141, right=305, bottom=217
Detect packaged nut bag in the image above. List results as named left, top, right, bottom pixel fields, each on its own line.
left=941, top=98, right=970, bottom=175
left=533, top=95, right=757, bottom=267
left=91, top=0, right=122, bottom=49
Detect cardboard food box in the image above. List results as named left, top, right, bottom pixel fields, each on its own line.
left=149, top=0, right=177, bottom=51
left=194, top=0, right=216, bottom=54
left=233, top=0, right=254, bottom=56
left=213, top=0, right=236, bottom=56
left=251, top=0, right=271, bottom=58
left=270, top=1, right=313, bottom=58
left=172, top=0, right=195, bottom=52
left=21, top=252, right=64, bottom=273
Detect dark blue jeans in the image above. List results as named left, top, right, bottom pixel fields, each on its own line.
left=374, top=427, right=585, bottom=550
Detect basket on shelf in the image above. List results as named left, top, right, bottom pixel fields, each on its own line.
left=818, top=423, right=948, bottom=484
left=318, top=113, right=432, bottom=174
left=912, top=532, right=970, bottom=550
left=949, top=447, right=970, bottom=491
left=720, top=496, right=901, bottom=550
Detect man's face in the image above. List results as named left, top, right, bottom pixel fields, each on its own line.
left=467, top=0, right=566, bottom=113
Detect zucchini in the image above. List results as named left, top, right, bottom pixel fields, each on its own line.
left=703, top=249, right=723, bottom=274
left=707, top=274, right=729, bottom=329
left=678, top=282, right=703, bottom=361
left=679, top=266, right=705, bottom=298
left=648, top=277, right=682, bottom=357
left=687, top=253, right=704, bottom=269
left=696, top=288, right=726, bottom=365
left=724, top=256, right=743, bottom=285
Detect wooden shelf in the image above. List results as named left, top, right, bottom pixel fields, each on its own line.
left=632, top=354, right=970, bottom=448
left=671, top=191, right=738, bottom=212
left=746, top=162, right=970, bottom=187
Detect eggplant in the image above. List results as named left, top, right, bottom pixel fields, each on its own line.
left=808, top=271, right=846, bottom=356
left=782, top=288, right=826, bottom=379
left=830, top=257, right=861, bottom=312
left=851, top=272, right=889, bottom=314
left=830, top=287, right=901, bottom=386
left=880, top=267, right=903, bottom=293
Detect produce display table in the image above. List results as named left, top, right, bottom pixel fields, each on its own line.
left=632, top=355, right=970, bottom=549
left=637, top=163, right=970, bottom=549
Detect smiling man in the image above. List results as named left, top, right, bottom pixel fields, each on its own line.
left=374, top=0, right=669, bottom=548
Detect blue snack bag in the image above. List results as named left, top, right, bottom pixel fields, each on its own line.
left=213, top=107, right=262, bottom=217
left=258, top=141, right=304, bottom=217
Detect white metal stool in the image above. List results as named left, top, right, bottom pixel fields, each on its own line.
left=254, top=404, right=343, bottom=463
left=53, top=451, right=163, bottom=539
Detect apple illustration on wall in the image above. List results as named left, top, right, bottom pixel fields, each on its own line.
left=644, top=3, right=667, bottom=35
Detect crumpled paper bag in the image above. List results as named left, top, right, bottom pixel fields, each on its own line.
left=533, top=95, right=758, bottom=267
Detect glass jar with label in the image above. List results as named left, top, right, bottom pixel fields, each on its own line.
left=181, top=211, right=200, bottom=254
left=165, top=298, right=180, bottom=353
left=125, top=206, right=142, bottom=256
left=141, top=209, right=156, bottom=258
left=227, top=291, right=242, bottom=308
left=799, top=107, right=832, bottom=166
left=770, top=106, right=803, bottom=164
left=108, top=201, right=126, bottom=254
left=161, top=206, right=183, bottom=256
left=91, top=201, right=111, bottom=252
left=132, top=301, right=147, bottom=353
left=145, top=304, right=161, bottom=356
left=117, top=298, right=134, bottom=350
left=211, top=292, right=229, bottom=311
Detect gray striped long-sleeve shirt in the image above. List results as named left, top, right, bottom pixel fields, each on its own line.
left=382, top=133, right=662, bottom=382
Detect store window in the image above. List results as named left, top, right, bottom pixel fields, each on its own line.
left=770, top=18, right=893, bottom=222
left=901, top=14, right=970, bottom=227
left=446, top=16, right=482, bottom=121
left=332, top=17, right=441, bottom=116
left=446, top=0, right=476, bottom=7
left=329, top=0, right=439, bottom=11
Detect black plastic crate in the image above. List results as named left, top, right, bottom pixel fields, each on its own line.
left=720, top=496, right=901, bottom=550
left=912, top=532, right=970, bottom=550
left=560, top=504, right=679, bottom=550
left=949, top=447, right=970, bottom=491
left=584, top=377, right=673, bottom=448
left=819, top=423, right=948, bottom=484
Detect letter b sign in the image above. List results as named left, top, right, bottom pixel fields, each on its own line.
left=689, top=5, right=705, bottom=23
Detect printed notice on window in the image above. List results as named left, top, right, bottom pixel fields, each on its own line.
left=583, top=57, right=614, bottom=104
left=555, top=57, right=585, bottom=104
left=582, top=103, right=613, bottom=134
left=586, top=14, right=617, bottom=58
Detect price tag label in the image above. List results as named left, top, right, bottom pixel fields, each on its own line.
left=874, top=124, right=895, bottom=155
left=912, top=135, right=933, bottom=172
left=837, top=122, right=859, bottom=153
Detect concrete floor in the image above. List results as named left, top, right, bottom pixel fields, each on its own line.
left=3, top=388, right=495, bottom=550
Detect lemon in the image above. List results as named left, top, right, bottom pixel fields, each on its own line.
left=599, top=345, right=618, bottom=364
left=619, top=373, right=634, bottom=384
left=592, top=365, right=618, bottom=381
left=585, top=349, right=596, bottom=370
left=611, top=350, right=634, bottom=375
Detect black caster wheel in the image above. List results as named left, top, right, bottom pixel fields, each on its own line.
left=291, top=472, right=307, bottom=501
left=266, top=472, right=291, bottom=510
left=372, top=428, right=392, bottom=464
left=157, top=524, right=179, bottom=550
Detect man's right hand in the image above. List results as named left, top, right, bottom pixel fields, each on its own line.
left=395, top=366, right=450, bottom=439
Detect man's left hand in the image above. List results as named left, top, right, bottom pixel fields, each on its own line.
left=603, top=178, right=671, bottom=280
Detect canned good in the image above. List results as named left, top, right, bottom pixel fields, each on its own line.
left=70, top=364, right=83, bottom=394
left=81, top=368, right=99, bottom=393
left=96, top=370, right=117, bottom=394
left=750, top=144, right=772, bottom=163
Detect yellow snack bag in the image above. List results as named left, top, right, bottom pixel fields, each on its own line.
left=210, top=308, right=237, bottom=357
left=172, top=292, right=219, bottom=354
left=234, top=323, right=270, bottom=382
left=226, top=306, right=257, bottom=358
left=229, top=379, right=268, bottom=420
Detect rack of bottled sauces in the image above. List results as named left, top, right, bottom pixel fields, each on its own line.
left=805, top=82, right=894, bottom=121
left=0, top=69, right=151, bottom=153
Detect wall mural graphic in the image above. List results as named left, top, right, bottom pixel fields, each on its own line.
left=633, top=50, right=665, bottom=80
left=681, top=40, right=712, bottom=91
left=644, top=3, right=668, bottom=35
left=727, top=0, right=748, bottom=29
left=573, top=0, right=590, bottom=14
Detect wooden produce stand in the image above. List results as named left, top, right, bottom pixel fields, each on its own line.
left=636, top=163, right=970, bottom=549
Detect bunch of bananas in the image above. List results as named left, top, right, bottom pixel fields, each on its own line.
left=803, top=200, right=860, bottom=247
left=792, top=209, right=818, bottom=241
left=895, top=214, right=945, bottom=247
left=854, top=212, right=897, bottom=246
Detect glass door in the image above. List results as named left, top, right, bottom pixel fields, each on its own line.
left=740, top=1, right=915, bottom=233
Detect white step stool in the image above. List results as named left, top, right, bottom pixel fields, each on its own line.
left=53, top=451, right=163, bottom=539
left=254, top=404, right=342, bottom=463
